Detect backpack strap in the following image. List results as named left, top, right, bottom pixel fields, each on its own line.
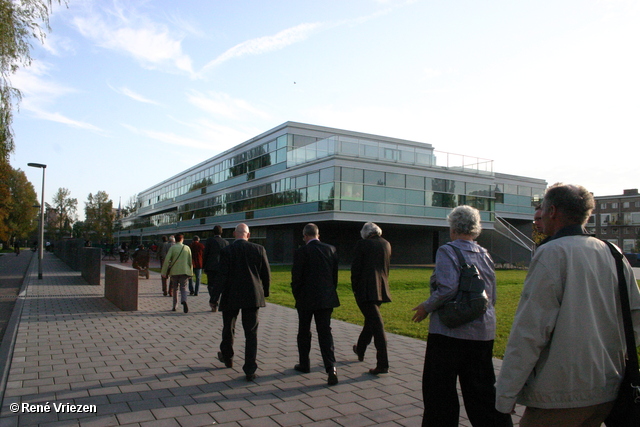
left=600, top=240, right=640, bottom=382
left=446, top=243, right=468, bottom=267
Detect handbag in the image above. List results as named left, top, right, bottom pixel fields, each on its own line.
left=436, top=243, right=489, bottom=329
left=602, top=240, right=640, bottom=427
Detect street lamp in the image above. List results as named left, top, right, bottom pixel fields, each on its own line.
left=28, top=162, right=46, bottom=280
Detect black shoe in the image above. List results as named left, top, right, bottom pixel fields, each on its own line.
left=190, top=291, right=194, bottom=295
left=171, top=307, right=176, bottom=312
left=246, top=373, right=257, bottom=381
left=182, top=301, right=188, bottom=313
left=294, top=364, right=310, bottom=374
left=368, top=367, right=389, bottom=375
left=217, top=351, right=232, bottom=368
left=327, top=369, right=338, bottom=385
left=163, top=292, right=167, bottom=296
left=353, top=345, right=364, bottom=362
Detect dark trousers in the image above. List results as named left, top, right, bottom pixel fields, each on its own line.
left=206, top=270, right=220, bottom=305
left=422, top=333, right=512, bottom=427
left=355, top=300, right=388, bottom=369
left=220, top=307, right=259, bottom=375
left=159, top=256, right=167, bottom=294
left=296, top=308, right=336, bottom=373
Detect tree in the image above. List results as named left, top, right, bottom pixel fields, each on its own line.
left=71, top=220, right=85, bottom=239
left=50, top=187, right=76, bottom=239
left=84, top=191, right=114, bottom=243
left=0, top=161, right=11, bottom=240
left=0, top=0, right=63, bottom=159
left=6, top=167, right=37, bottom=241
left=120, top=194, right=138, bottom=218
left=0, top=1, right=63, bottom=243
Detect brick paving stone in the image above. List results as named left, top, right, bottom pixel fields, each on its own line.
left=0, top=253, right=524, bottom=426
left=270, top=411, right=314, bottom=427
left=174, top=413, right=214, bottom=427
left=210, top=408, right=250, bottom=424
left=237, top=416, right=281, bottom=427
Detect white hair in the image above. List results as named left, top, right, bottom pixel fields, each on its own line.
left=447, top=205, right=482, bottom=238
left=360, top=222, right=382, bottom=239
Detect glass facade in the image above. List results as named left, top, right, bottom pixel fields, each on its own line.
left=118, top=123, right=544, bottom=234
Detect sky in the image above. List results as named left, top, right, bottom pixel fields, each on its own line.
left=9, top=0, right=640, bottom=218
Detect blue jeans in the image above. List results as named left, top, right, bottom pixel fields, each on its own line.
left=188, top=269, right=202, bottom=295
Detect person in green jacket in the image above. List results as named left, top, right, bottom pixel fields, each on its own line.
left=161, top=233, right=193, bottom=313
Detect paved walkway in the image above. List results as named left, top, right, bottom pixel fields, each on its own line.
left=0, top=252, right=523, bottom=427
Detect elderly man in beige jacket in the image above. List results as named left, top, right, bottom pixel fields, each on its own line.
left=161, top=233, right=193, bottom=313
left=496, top=183, right=640, bottom=427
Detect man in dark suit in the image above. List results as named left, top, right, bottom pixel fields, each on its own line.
left=291, top=223, right=340, bottom=385
left=203, top=225, right=229, bottom=312
left=351, top=222, right=392, bottom=375
left=214, top=223, right=270, bottom=381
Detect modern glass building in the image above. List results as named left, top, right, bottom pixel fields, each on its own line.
left=116, top=122, right=547, bottom=265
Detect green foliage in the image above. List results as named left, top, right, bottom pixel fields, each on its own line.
left=0, top=163, right=37, bottom=241
left=84, top=191, right=114, bottom=242
left=0, top=0, right=63, bottom=159
left=50, top=187, right=77, bottom=239
left=6, top=167, right=37, bottom=240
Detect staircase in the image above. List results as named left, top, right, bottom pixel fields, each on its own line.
left=477, top=215, right=535, bottom=268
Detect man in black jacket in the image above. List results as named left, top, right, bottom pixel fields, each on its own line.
left=214, top=223, right=270, bottom=381
left=351, top=222, right=392, bottom=375
left=291, top=223, right=340, bottom=385
left=203, top=225, right=229, bottom=312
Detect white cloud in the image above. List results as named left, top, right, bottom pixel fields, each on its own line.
left=12, top=62, right=104, bottom=133
left=200, top=23, right=322, bottom=72
left=73, top=10, right=194, bottom=76
left=109, top=84, right=163, bottom=106
left=122, top=123, right=212, bottom=150
left=187, top=91, right=271, bottom=121
left=40, top=33, right=76, bottom=57
left=25, top=108, right=105, bottom=133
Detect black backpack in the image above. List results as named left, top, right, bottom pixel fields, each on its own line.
left=436, top=244, right=490, bottom=329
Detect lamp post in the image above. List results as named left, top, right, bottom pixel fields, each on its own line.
left=28, top=162, right=46, bottom=280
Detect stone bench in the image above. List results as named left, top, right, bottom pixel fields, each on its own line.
left=104, top=264, right=138, bottom=311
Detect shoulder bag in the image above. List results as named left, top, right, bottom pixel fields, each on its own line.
left=602, top=240, right=640, bottom=427
left=167, top=244, right=185, bottom=276
left=436, top=243, right=490, bottom=329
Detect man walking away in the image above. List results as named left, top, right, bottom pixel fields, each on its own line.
left=214, top=223, right=270, bottom=381
left=203, top=225, right=229, bottom=312
left=291, top=223, right=340, bottom=385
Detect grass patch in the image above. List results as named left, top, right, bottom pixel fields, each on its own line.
left=199, top=266, right=526, bottom=358
left=193, top=266, right=639, bottom=359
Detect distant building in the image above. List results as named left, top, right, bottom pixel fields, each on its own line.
left=587, top=188, right=640, bottom=253
left=115, top=122, right=547, bottom=265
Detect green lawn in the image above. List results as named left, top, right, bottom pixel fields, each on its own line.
left=203, top=266, right=527, bottom=359
left=171, top=266, right=640, bottom=359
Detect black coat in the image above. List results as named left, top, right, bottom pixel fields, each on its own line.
left=291, top=240, right=340, bottom=311
left=215, top=239, right=270, bottom=311
left=203, top=235, right=229, bottom=272
left=350, top=236, right=392, bottom=303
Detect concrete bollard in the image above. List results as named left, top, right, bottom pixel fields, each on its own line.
left=104, top=264, right=138, bottom=311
